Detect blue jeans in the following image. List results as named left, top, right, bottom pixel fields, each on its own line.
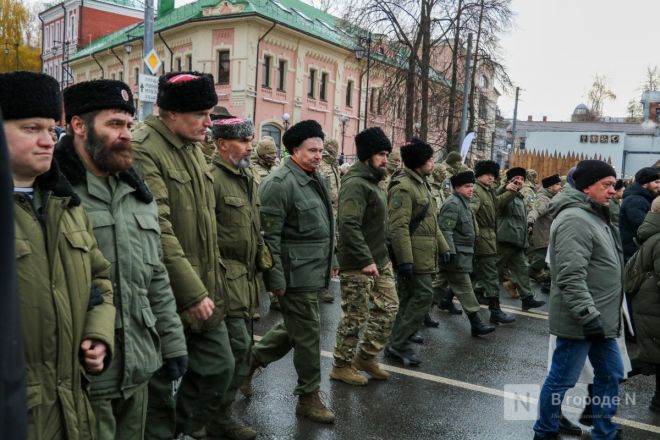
left=533, top=337, right=624, bottom=440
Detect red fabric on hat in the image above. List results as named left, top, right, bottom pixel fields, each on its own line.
left=167, top=73, right=199, bottom=84
left=213, top=118, right=244, bottom=125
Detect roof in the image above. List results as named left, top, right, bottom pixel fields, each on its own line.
left=510, top=120, right=652, bottom=136
left=68, top=0, right=452, bottom=87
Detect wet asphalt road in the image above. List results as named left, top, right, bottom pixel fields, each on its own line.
left=231, top=285, right=660, bottom=440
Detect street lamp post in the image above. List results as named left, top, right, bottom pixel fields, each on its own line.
left=4, top=42, right=19, bottom=70
left=282, top=112, right=290, bottom=131
left=340, top=114, right=349, bottom=156
left=354, top=32, right=372, bottom=131
left=414, top=122, right=421, bottom=137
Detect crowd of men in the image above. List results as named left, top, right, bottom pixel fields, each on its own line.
left=3, top=68, right=660, bottom=440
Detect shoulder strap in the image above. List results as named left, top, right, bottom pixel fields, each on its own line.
left=409, top=201, right=431, bottom=236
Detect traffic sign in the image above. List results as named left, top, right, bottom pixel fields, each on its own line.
left=139, top=74, right=158, bottom=103
left=143, top=49, right=162, bottom=75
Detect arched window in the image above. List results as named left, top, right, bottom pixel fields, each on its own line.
left=261, top=123, right=282, bottom=152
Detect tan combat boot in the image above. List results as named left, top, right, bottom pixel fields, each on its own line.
left=330, top=365, right=368, bottom=386
left=353, top=355, right=390, bottom=380
left=296, top=389, right=335, bottom=424
left=207, top=404, right=257, bottom=440
left=502, top=280, right=520, bottom=299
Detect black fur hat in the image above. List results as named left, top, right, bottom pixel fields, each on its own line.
left=282, top=119, right=325, bottom=154
left=635, top=167, right=660, bottom=185
left=614, top=179, right=625, bottom=191
left=157, top=71, right=218, bottom=112
left=506, top=167, right=526, bottom=180
left=64, top=79, right=135, bottom=123
left=0, top=71, right=61, bottom=121
left=474, top=160, right=500, bottom=178
left=400, top=138, right=434, bottom=169
left=573, top=160, right=616, bottom=191
left=355, top=127, right=392, bottom=161
left=450, top=170, right=476, bottom=188
left=541, top=174, right=561, bottom=188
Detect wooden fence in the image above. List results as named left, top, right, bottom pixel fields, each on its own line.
left=508, top=149, right=613, bottom=178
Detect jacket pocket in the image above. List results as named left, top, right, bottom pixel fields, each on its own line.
left=223, top=196, right=248, bottom=226
left=15, top=238, right=32, bottom=259
left=168, top=169, right=194, bottom=212
left=294, top=199, right=322, bottom=232
left=87, top=210, right=116, bottom=263
left=224, top=261, right=250, bottom=315
left=26, top=383, right=42, bottom=410
left=286, top=244, right=328, bottom=288
left=63, top=230, right=94, bottom=292
left=135, top=213, right=162, bottom=265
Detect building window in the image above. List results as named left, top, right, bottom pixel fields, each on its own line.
left=346, top=80, right=353, bottom=107
left=377, top=89, right=383, bottom=115
left=70, top=14, right=76, bottom=41
left=262, top=55, right=272, bottom=88
left=119, top=71, right=123, bottom=82
left=308, top=68, right=316, bottom=98
left=134, top=67, right=139, bottom=85
left=217, top=50, right=230, bottom=84
left=479, top=74, right=489, bottom=88
left=319, top=72, right=328, bottom=101
left=369, top=88, right=375, bottom=113
left=397, top=96, right=403, bottom=118
left=111, top=72, right=116, bottom=80
left=186, top=54, right=192, bottom=70
left=175, top=57, right=181, bottom=72
left=478, top=95, right=489, bottom=119
left=277, top=59, right=286, bottom=91
left=262, top=123, right=282, bottom=150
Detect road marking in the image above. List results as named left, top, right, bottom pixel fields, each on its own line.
left=447, top=300, right=550, bottom=320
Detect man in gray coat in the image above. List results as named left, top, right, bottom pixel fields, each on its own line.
left=533, top=160, right=624, bottom=440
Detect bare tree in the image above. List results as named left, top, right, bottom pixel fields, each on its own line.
left=586, top=75, right=616, bottom=119
left=642, top=65, right=660, bottom=92
left=625, top=97, right=643, bottom=122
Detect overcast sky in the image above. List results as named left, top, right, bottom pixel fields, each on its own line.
left=497, top=0, right=659, bottom=122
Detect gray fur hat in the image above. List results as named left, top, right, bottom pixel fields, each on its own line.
left=211, top=118, right=255, bottom=140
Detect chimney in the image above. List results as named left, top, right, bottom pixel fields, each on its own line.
left=542, top=116, right=547, bottom=122
left=527, top=115, right=533, bottom=121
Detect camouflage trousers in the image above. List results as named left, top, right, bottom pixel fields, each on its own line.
left=332, top=263, right=399, bottom=366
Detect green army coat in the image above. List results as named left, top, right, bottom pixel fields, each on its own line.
left=337, top=161, right=389, bottom=271
left=497, top=189, right=529, bottom=249
left=259, top=157, right=335, bottom=293
left=320, top=158, right=341, bottom=211
left=132, top=115, right=225, bottom=332
left=439, top=192, right=477, bottom=273
left=252, top=159, right=273, bottom=184
left=55, top=138, right=186, bottom=397
left=388, top=167, right=450, bottom=274
left=15, top=165, right=115, bottom=440
left=470, top=180, right=516, bottom=256
left=527, top=187, right=557, bottom=251
left=211, top=153, right=260, bottom=319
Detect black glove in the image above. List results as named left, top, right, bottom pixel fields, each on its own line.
left=88, top=286, right=103, bottom=310
left=163, top=355, right=188, bottom=381
left=582, top=317, right=606, bottom=342
left=440, top=252, right=453, bottom=265
left=397, top=263, right=414, bottom=279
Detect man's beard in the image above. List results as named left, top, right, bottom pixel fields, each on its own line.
left=370, top=163, right=387, bottom=180
left=230, top=153, right=251, bottom=169
left=85, top=126, right=133, bottom=174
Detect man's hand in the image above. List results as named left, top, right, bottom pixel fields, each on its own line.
left=162, top=355, right=189, bottom=381
left=583, top=316, right=606, bottom=342
left=440, top=252, right=453, bottom=265
left=80, top=339, right=108, bottom=374
left=273, top=288, right=286, bottom=297
left=186, top=297, right=215, bottom=321
left=506, top=176, right=524, bottom=192
left=397, top=263, right=414, bottom=280
left=361, top=263, right=379, bottom=278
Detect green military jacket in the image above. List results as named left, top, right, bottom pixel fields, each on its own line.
left=211, top=153, right=260, bottom=319
left=470, top=180, right=516, bottom=256
left=388, top=167, right=450, bottom=274
left=252, top=158, right=273, bottom=184
left=15, top=165, right=115, bottom=440
left=609, top=197, right=621, bottom=228
left=320, top=158, right=341, bottom=212
left=132, top=115, right=225, bottom=332
left=497, top=188, right=529, bottom=249
left=527, top=187, right=557, bottom=251
left=259, top=157, right=336, bottom=293
left=337, top=161, right=389, bottom=271
left=55, top=137, right=186, bottom=396
left=439, top=192, right=477, bottom=273
left=520, top=182, right=538, bottom=212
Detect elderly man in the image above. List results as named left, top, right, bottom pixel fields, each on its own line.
left=56, top=79, right=187, bottom=440
left=2, top=71, right=116, bottom=439
left=533, top=160, right=624, bottom=440
left=132, top=71, right=234, bottom=439
left=244, top=120, right=337, bottom=423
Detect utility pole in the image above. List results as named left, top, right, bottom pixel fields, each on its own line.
left=458, top=33, right=473, bottom=148
left=511, top=86, right=520, bottom=150
left=142, top=0, right=155, bottom=118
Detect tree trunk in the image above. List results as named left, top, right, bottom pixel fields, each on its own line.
left=445, top=0, right=462, bottom=152
left=419, top=0, right=431, bottom=140
left=467, top=0, right=484, bottom=134
left=405, top=31, right=423, bottom=140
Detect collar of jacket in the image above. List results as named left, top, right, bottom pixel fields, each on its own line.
left=476, top=179, right=494, bottom=192
left=29, top=158, right=81, bottom=207
left=346, top=160, right=382, bottom=184
left=540, top=187, right=558, bottom=199
left=402, top=166, right=428, bottom=185
left=283, top=156, right=320, bottom=186
left=54, top=134, right=153, bottom=204
left=144, top=114, right=195, bottom=151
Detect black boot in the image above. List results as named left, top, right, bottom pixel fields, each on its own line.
left=384, top=346, right=421, bottom=367
left=423, top=313, right=440, bottom=328
left=651, top=369, right=660, bottom=413
left=488, top=298, right=516, bottom=324
left=439, top=292, right=462, bottom=315
left=467, top=312, right=495, bottom=337
left=541, top=280, right=551, bottom=294
left=579, top=383, right=593, bottom=426
left=558, top=412, right=582, bottom=436
left=408, top=333, right=424, bottom=344
left=522, top=296, right=546, bottom=311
